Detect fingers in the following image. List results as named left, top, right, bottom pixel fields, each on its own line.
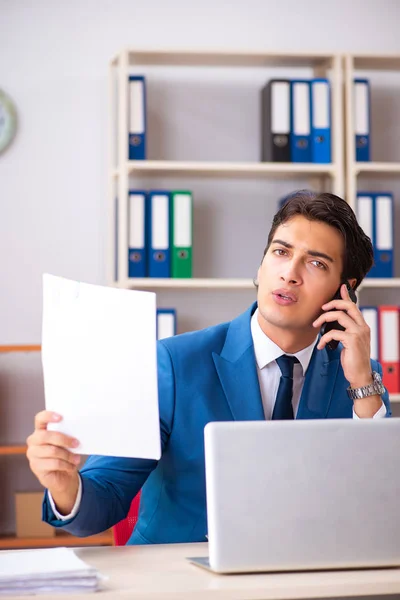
left=313, top=310, right=355, bottom=332
left=28, top=443, right=80, bottom=467
left=321, top=299, right=364, bottom=328
left=27, top=428, right=79, bottom=449
left=29, top=457, right=79, bottom=475
left=317, top=329, right=347, bottom=350
left=34, top=410, right=62, bottom=431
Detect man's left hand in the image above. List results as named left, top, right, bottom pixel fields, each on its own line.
left=312, top=283, right=372, bottom=388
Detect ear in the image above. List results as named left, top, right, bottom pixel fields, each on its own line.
left=348, top=278, right=357, bottom=290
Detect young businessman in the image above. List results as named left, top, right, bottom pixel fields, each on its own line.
left=27, top=190, right=391, bottom=544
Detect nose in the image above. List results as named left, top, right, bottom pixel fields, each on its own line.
left=280, top=258, right=303, bottom=285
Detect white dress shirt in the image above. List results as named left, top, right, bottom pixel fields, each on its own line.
left=250, top=308, right=386, bottom=420
left=50, top=310, right=386, bottom=520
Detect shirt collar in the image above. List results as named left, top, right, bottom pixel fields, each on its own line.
left=250, top=308, right=318, bottom=375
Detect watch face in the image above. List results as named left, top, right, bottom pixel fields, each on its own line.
left=0, top=89, right=18, bottom=154
left=372, top=371, right=385, bottom=394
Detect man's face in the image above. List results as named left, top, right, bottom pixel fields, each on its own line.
left=257, top=215, right=344, bottom=336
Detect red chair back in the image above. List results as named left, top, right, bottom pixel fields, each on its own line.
left=112, top=492, right=141, bottom=546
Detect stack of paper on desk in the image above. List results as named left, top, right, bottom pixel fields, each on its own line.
left=0, top=547, right=105, bottom=595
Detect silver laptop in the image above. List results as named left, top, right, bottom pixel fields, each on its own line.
left=189, top=419, right=400, bottom=574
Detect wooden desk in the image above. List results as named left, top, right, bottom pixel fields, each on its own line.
left=2, top=542, right=400, bottom=599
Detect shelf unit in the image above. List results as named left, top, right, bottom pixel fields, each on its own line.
left=108, top=48, right=344, bottom=287
left=344, top=53, right=400, bottom=209
left=343, top=54, right=400, bottom=411
left=0, top=531, right=113, bottom=550
left=0, top=345, right=114, bottom=549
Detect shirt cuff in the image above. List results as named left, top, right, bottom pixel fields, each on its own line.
left=47, top=474, right=82, bottom=521
left=353, top=401, right=387, bottom=419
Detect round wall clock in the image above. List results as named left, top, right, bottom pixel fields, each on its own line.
left=0, top=89, right=18, bottom=154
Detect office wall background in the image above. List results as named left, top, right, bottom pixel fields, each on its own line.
left=0, top=0, right=400, bottom=534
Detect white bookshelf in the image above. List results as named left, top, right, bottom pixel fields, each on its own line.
left=108, top=48, right=344, bottom=286
left=344, top=53, right=400, bottom=211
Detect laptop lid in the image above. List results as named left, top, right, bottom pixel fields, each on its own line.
left=203, top=419, right=400, bottom=574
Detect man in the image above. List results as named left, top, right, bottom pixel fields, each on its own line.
left=27, top=190, right=391, bottom=545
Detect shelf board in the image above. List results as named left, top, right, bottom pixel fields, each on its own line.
left=353, top=162, right=400, bottom=175
left=118, top=277, right=400, bottom=291
left=360, top=278, right=400, bottom=289
left=0, top=531, right=114, bottom=549
left=352, top=54, right=400, bottom=71
left=0, top=446, right=26, bottom=456
left=116, top=160, right=336, bottom=179
left=391, top=395, right=400, bottom=404
left=115, top=48, right=334, bottom=68
left=118, top=278, right=255, bottom=290
left=0, top=345, right=41, bottom=353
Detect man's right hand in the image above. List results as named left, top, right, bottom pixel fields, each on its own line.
left=26, top=411, right=81, bottom=516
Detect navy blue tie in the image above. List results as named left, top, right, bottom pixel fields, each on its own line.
left=272, top=355, right=299, bottom=420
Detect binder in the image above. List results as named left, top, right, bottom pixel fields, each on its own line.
left=310, top=78, right=331, bottom=163
left=128, top=76, right=146, bottom=160
left=360, top=306, right=379, bottom=361
left=378, top=306, right=400, bottom=394
left=171, top=191, right=193, bottom=278
left=157, top=309, right=177, bottom=340
left=357, top=192, right=394, bottom=278
left=373, top=193, right=394, bottom=278
left=354, top=79, right=370, bottom=161
left=356, top=191, right=374, bottom=257
left=261, top=79, right=291, bottom=162
left=128, top=191, right=147, bottom=278
left=290, top=80, right=311, bottom=163
left=147, top=191, right=171, bottom=278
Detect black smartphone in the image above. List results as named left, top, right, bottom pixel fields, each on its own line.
left=320, top=281, right=357, bottom=351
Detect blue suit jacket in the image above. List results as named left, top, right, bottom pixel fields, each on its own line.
left=43, top=303, right=391, bottom=544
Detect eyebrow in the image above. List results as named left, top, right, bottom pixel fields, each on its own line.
left=271, top=239, right=335, bottom=264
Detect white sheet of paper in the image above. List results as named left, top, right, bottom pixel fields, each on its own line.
left=41, top=274, right=161, bottom=459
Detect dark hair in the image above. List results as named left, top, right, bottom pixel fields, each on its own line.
left=261, top=190, right=373, bottom=290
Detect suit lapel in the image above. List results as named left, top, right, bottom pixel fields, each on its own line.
left=297, top=344, right=340, bottom=419
left=212, top=303, right=264, bottom=421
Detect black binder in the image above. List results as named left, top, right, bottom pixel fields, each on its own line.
left=261, top=79, right=291, bottom=162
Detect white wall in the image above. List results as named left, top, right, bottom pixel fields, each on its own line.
left=1, top=0, right=400, bottom=344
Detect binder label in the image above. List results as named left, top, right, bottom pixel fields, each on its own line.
left=129, top=80, right=145, bottom=134
left=151, top=194, right=169, bottom=250
left=293, top=82, right=310, bottom=135
left=272, top=82, right=290, bottom=133
left=129, top=193, right=145, bottom=248
left=174, top=194, right=192, bottom=247
left=312, top=82, right=329, bottom=128
left=376, top=196, right=393, bottom=250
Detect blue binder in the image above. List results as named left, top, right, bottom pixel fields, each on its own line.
left=310, top=78, right=331, bottom=163
left=357, top=192, right=394, bottom=278
left=372, top=192, right=394, bottom=278
left=354, top=79, right=370, bottom=162
left=147, top=191, right=171, bottom=278
left=128, top=191, right=147, bottom=278
left=290, top=80, right=312, bottom=162
left=156, top=308, right=177, bottom=340
left=128, top=76, right=146, bottom=160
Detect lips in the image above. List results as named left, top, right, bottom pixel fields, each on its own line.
left=272, top=289, right=298, bottom=302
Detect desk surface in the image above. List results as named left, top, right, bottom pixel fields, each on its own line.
left=2, top=542, right=400, bottom=599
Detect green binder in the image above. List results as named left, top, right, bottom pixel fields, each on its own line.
left=170, top=191, right=193, bottom=278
